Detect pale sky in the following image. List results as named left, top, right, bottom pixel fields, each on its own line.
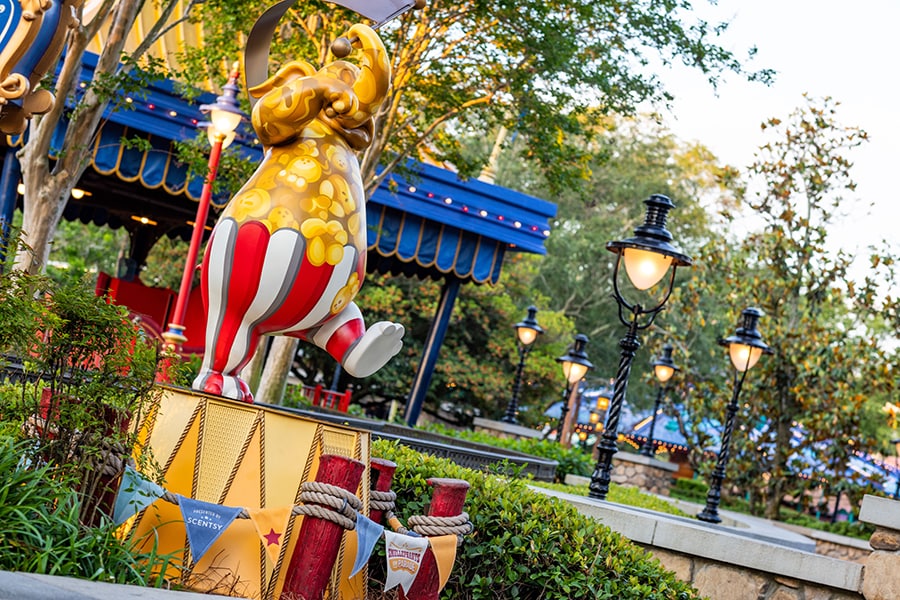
left=655, top=0, right=900, bottom=263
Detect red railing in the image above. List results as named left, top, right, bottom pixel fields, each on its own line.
left=298, top=384, right=351, bottom=413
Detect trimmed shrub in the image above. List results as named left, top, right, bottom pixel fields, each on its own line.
left=372, top=440, right=701, bottom=599
left=669, top=477, right=708, bottom=503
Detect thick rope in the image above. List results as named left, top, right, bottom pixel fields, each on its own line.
left=369, top=489, right=397, bottom=512
left=408, top=512, right=474, bottom=540
left=120, top=466, right=473, bottom=545
left=157, top=480, right=363, bottom=530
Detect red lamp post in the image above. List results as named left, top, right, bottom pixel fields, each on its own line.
left=162, top=64, right=246, bottom=349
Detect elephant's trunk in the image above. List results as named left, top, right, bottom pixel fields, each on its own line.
left=345, top=24, right=391, bottom=126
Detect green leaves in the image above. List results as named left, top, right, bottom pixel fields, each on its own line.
left=0, top=435, right=178, bottom=584
left=372, top=440, right=702, bottom=599
left=668, top=96, right=899, bottom=519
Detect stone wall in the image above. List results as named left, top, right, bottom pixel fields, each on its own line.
left=534, top=488, right=900, bottom=600
left=858, top=495, right=900, bottom=600
left=609, top=451, right=678, bottom=496
left=472, top=417, right=544, bottom=440
left=774, top=523, right=871, bottom=563
left=650, top=548, right=861, bottom=600
left=814, top=539, right=871, bottom=564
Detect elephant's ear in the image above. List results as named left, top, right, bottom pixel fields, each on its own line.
left=248, top=61, right=317, bottom=100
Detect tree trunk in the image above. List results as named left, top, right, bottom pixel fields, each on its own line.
left=255, top=336, right=298, bottom=405
left=241, top=339, right=269, bottom=397
left=13, top=0, right=183, bottom=273
left=764, top=410, right=793, bottom=520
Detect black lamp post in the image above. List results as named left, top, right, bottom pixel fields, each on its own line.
left=501, top=306, right=544, bottom=424
left=589, top=194, right=692, bottom=500
left=697, top=307, right=773, bottom=523
left=162, top=64, right=247, bottom=349
left=640, top=344, right=679, bottom=457
left=556, top=334, right=594, bottom=443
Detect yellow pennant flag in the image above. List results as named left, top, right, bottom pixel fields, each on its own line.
left=246, top=506, right=293, bottom=565
left=429, top=535, right=458, bottom=592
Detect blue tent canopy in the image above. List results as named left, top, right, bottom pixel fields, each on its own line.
left=626, top=407, right=899, bottom=494
left=0, top=52, right=557, bottom=425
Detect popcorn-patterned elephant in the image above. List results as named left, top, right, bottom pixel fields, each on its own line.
left=192, top=24, right=404, bottom=402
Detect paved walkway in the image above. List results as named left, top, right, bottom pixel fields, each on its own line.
left=0, top=571, right=239, bottom=600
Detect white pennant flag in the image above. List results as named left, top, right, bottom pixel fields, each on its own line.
left=383, top=530, right=430, bottom=594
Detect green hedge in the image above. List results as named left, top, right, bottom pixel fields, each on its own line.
left=781, top=512, right=874, bottom=540
left=372, top=440, right=701, bottom=599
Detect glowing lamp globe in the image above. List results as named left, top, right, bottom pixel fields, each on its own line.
left=607, top=194, right=692, bottom=290
left=720, top=307, right=772, bottom=373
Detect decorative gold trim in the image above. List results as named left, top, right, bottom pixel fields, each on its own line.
left=0, top=0, right=82, bottom=134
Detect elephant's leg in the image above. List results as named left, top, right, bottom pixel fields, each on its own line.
left=294, top=302, right=405, bottom=379
left=193, top=219, right=303, bottom=402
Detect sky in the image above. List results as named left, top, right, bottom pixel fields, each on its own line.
left=653, top=0, right=900, bottom=261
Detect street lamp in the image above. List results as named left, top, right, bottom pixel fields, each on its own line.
left=697, top=307, right=773, bottom=523
left=556, top=334, right=594, bottom=444
left=640, top=344, right=679, bottom=457
left=589, top=194, right=692, bottom=500
left=163, top=64, right=247, bottom=348
left=501, top=306, right=544, bottom=424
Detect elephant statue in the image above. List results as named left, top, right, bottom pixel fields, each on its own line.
left=192, top=23, right=404, bottom=402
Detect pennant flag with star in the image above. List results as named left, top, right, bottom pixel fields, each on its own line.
left=178, top=496, right=243, bottom=563
left=246, top=506, right=293, bottom=565
left=350, top=512, right=385, bottom=577
left=112, top=465, right=165, bottom=525
left=429, top=535, right=458, bottom=592
left=383, top=530, right=429, bottom=594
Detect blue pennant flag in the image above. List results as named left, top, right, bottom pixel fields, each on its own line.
left=178, top=496, right=243, bottom=563
left=350, top=512, right=385, bottom=577
left=113, top=465, right=165, bottom=525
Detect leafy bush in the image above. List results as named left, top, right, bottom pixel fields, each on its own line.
left=0, top=435, right=177, bottom=584
left=372, top=440, right=701, bottom=600
left=669, top=478, right=708, bottom=503
left=0, top=270, right=166, bottom=524
left=781, top=511, right=875, bottom=541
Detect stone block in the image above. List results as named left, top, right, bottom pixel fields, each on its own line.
left=862, top=551, right=900, bottom=600
left=775, top=576, right=801, bottom=588
left=693, top=563, right=766, bottom=600
left=869, top=528, right=900, bottom=551
left=859, top=495, right=900, bottom=531
left=649, top=549, right=693, bottom=582
left=768, top=587, right=801, bottom=600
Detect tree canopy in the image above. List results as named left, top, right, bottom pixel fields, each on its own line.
left=669, top=96, right=900, bottom=518
left=11, top=0, right=771, bottom=273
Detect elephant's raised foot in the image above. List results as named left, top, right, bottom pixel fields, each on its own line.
left=342, top=321, right=405, bottom=378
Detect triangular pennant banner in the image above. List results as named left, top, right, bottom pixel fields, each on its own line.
left=350, top=512, right=385, bottom=577
left=246, top=506, right=293, bottom=565
left=383, top=530, right=429, bottom=594
left=429, top=535, right=458, bottom=592
left=112, top=465, right=165, bottom=525
left=178, top=496, right=243, bottom=563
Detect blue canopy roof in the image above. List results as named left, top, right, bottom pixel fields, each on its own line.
left=3, top=52, right=556, bottom=284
